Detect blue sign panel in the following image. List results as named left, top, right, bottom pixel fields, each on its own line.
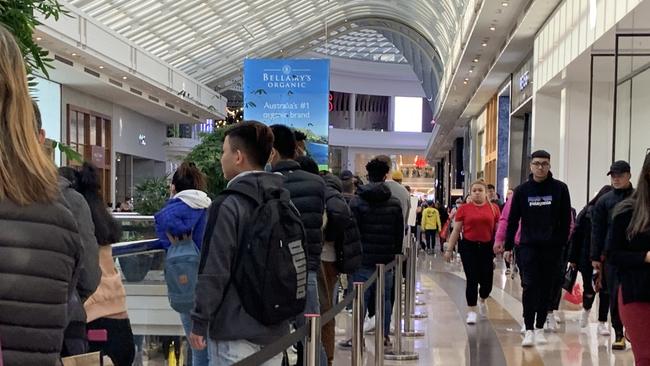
left=243, top=59, right=330, bottom=169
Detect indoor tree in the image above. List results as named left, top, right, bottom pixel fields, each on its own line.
left=186, top=127, right=229, bottom=198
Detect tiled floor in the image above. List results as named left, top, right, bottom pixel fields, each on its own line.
left=332, top=252, right=636, bottom=366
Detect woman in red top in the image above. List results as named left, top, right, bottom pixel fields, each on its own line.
left=445, top=180, right=501, bottom=324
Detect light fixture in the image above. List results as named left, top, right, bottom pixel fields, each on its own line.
left=469, top=69, right=473, bottom=73
left=489, top=26, right=496, bottom=31
left=501, top=1, right=509, bottom=6
left=122, top=76, right=128, bottom=80
left=99, top=66, right=104, bottom=69
left=463, top=80, right=468, bottom=85
left=464, top=78, right=470, bottom=81
left=71, top=53, right=77, bottom=56
left=482, top=42, right=488, bottom=47
left=36, top=37, right=42, bottom=41
left=473, top=58, right=479, bottom=63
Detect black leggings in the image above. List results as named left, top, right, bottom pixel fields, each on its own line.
left=581, top=266, right=610, bottom=322
left=425, top=230, right=438, bottom=250
left=87, top=318, right=135, bottom=366
left=459, top=240, right=494, bottom=307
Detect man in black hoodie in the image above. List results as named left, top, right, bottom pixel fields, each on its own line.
left=346, top=158, right=404, bottom=349
left=269, top=125, right=326, bottom=365
left=590, top=160, right=634, bottom=350
left=504, top=150, right=571, bottom=348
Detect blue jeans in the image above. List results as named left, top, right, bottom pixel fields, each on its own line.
left=353, top=266, right=394, bottom=335
left=208, top=339, right=282, bottom=365
left=180, top=312, right=209, bottom=366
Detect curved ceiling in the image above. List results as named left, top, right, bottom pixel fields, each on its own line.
left=66, top=0, right=468, bottom=87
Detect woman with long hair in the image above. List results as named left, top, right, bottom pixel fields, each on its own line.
left=155, top=162, right=211, bottom=366
left=73, top=163, right=135, bottom=366
left=0, top=25, right=83, bottom=366
left=568, top=185, right=614, bottom=332
left=444, top=181, right=501, bottom=324
left=610, top=154, right=650, bottom=365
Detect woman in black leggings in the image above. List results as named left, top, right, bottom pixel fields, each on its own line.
left=445, top=181, right=501, bottom=325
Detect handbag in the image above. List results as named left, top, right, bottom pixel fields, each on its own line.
left=562, top=265, right=578, bottom=292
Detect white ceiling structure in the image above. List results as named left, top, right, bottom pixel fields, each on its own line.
left=66, top=0, right=469, bottom=106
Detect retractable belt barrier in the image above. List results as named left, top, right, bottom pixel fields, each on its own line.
left=232, top=258, right=400, bottom=366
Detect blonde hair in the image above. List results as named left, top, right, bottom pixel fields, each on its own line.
left=470, top=180, right=488, bottom=189
left=0, top=25, right=58, bottom=205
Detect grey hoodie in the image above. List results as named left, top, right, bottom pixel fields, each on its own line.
left=192, top=171, right=290, bottom=344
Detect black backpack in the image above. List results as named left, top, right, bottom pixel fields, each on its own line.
left=203, top=185, right=308, bottom=326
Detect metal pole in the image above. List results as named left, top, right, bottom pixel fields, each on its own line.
left=305, top=314, right=321, bottom=366
left=410, top=243, right=428, bottom=319
left=402, top=244, right=425, bottom=337
left=375, top=263, right=385, bottom=366
left=352, top=282, right=365, bottom=366
left=385, top=255, right=419, bottom=361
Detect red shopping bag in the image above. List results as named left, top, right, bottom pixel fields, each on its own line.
left=563, top=283, right=583, bottom=305
left=439, top=220, right=450, bottom=241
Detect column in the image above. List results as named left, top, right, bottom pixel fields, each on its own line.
left=349, top=93, right=356, bottom=130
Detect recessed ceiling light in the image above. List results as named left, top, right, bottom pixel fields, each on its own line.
left=473, top=58, right=479, bottom=63
left=36, top=37, right=42, bottom=41
left=464, top=78, right=470, bottom=81
left=501, top=1, right=509, bottom=6
left=122, top=76, right=128, bottom=80
left=71, top=53, right=77, bottom=56
left=482, top=42, right=488, bottom=47
left=489, top=26, right=496, bottom=31
left=99, top=66, right=104, bottom=69
left=469, top=69, right=473, bottom=73
left=463, top=80, right=468, bottom=85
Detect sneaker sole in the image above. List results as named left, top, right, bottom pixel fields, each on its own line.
left=612, top=345, right=626, bottom=350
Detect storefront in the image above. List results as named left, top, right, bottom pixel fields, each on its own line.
left=509, top=54, right=533, bottom=188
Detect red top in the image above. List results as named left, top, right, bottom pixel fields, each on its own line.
left=455, top=202, right=501, bottom=243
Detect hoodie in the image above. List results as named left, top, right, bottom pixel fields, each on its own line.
left=505, top=172, right=571, bottom=251
left=494, top=198, right=521, bottom=247
left=155, top=189, right=211, bottom=250
left=350, top=182, right=404, bottom=267
left=192, top=172, right=290, bottom=344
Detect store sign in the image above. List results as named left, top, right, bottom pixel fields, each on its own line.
left=512, top=55, right=534, bottom=112
left=244, top=59, right=330, bottom=169
left=91, top=145, right=105, bottom=168
left=519, top=70, right=530, bottom=91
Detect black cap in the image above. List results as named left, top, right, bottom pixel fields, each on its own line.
left=607, top=160, right=630, bottom=176
left=340, top=170, right=353, bottom=181
left=531, top=150, right=551, bottom=159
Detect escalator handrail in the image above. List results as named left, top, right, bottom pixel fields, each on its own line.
left=112, top=238, right=163, bottom=257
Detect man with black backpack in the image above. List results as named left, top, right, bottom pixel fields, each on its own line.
left=269, top=124, right=326, bottom=365
left=190, top=122, right=307, bottom=365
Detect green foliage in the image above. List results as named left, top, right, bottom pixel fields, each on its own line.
left=0, top=0, right=67, bottom=83
left=51, top=140, right=82, bottom=163
left=134, top=176, right=169, bottom=215
left=186, top=128, right=228, bottom=198
left=295, top=127, right=327, bottom=144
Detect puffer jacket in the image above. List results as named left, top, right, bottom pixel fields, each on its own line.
left=272, top=160, right=326, bottom=272
left=350, top=182, right=404, bottom=267
left=0, top=198, right=82, bottom=366
left=155, top=189, right=211, bottom=250
left=590, top=185, right=634, bottom=261
left=322, top=174, right=362, bottom=274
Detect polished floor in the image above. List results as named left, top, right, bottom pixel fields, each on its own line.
left=332, top=252, right=636, bottom=366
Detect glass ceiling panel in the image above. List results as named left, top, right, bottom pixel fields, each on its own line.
left=66, top=0, right=469, bottom=85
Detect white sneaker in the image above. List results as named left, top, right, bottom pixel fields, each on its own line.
left=466, top=311, right=478, bottom=325
left=522, top=330, right=535, bottom=347
left=520, top=323, right=526, bottom=334
left=544, top=316, right=558, bottom=333
left=363, top=316, right=375, bottom=333
left=535, top=329, right=548, bottom=345
left=598, top=322, right=611, bottom=336
left=554, top=311, right=562, bottom=324
left=478, top=301, right=488, bottom=318
left=580, top=309, right=590, bottom=328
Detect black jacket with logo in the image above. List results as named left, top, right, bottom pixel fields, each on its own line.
left=505, top=173, right=571, bottom=250
left=272, top=160, right=326, bottom=272
left=590, top=185, right=634, bottom=262
left=350, top=182, right=404, bottom=267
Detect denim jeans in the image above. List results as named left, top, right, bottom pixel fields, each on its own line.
left=208, top=339, right=282, bottom=365
left=180, top=312, right=209, bottom=366
left=352, top=266, right=394, bottom=335
left=296, top=270, right=327, bottom=366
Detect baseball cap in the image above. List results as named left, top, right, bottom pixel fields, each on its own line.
left=531, top=150, right=551, bottom=159
left=607, top=160, right=631, bottom=176
left=340, top=170, right=353, bottom=181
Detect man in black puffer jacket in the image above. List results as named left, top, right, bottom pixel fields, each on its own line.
left=349, top=158, right=404, bottom=348
left=270, top=125, right=326, bottom=365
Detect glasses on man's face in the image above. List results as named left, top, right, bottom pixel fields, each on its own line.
left=531, top=161, right=550, bottom=168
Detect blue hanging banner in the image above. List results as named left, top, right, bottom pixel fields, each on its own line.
left=243, top=59, right=330, bottom=170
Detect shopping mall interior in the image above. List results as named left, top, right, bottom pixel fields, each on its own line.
left=5, top=0, right=650, bottom=365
